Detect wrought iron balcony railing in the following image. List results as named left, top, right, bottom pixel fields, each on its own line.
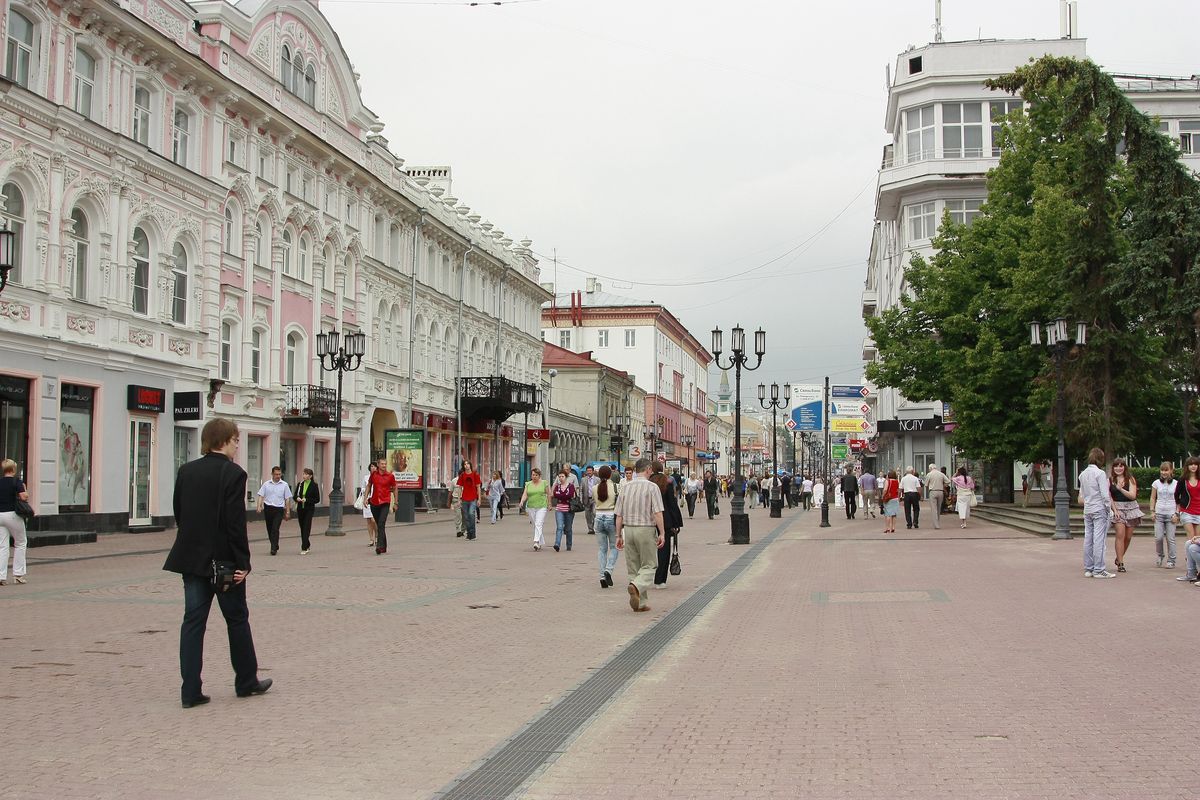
left=281, top=384, right=337, bottom=428
left=457, top=376, right=539, bottom=423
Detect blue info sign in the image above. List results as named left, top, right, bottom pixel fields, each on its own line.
left=832, top=384, right=871, bottom=399
left=790, top=384, right=823, bottom=432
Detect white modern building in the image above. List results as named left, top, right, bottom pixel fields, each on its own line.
left=862, top=28, right=1200, bottom=495
left=541, top=280, right=712, bottom=472
left=0, top=0, right=548, bottom=533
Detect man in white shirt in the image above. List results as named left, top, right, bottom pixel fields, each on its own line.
left=255, top=466, right=292, bottom=556
left=900, top=467, right=922, bottom=529
left=811, top=478, right=825, bottom=507
left=582, top=465, right=599, bottom=535
left=1079, top=447, right=1117, bottom=578
left=924, top=465, right=951, bottom=530
left=801, top=476, right=814, bottom=510
left=684, top=473, right=702, bottom=518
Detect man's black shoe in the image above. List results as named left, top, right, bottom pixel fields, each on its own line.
left=182, top=694, right=211, bottom=709
left=236, top=678, right=273, bottom=698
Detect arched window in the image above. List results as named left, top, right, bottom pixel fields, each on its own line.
left=281, top=228, right=293, bottom=276
left=133, top=84, right=152, bottom=146
left=250, top=328, right=264, bottom=386
left=172, top=109, right=190, bottom=167
left=304, top=63, right=316, bottom=105
left=280, top=44, right=292, bottom=92
left=293, top=53, right=304, bottom=96
left=171, top=242, right=188, bottom=324
left=132, top=227, right=150, bottom=315
left=285, top=331, right=302, bottom=384
left=2, top=183, right=26, bottom=285
left=298, top=235, right=310, bottom=281
left=389, top=224, right=401, bottom=268
left=73, top=47, right=96, bottom=118
left=223, top=204, right=237, bottom=254
left=220, top=321, right=233, bottom=380
left=5, top=9, right=34, bottom=88
left=69, top=208, right=89, bottom=300
left=253, top=218, right=267, bottom=267
left=373, top=216, right=386, bottom=258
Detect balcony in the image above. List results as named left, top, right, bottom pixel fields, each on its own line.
left=862, top=337, right=877, bottom=362
left=281, top=384, right=337, bottom=427
left=861, top=286, right=878, bottom=319
left=457, top=376, right=539, bottom=423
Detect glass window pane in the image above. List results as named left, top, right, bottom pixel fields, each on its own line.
left=965, top=126, right=983, bottom=153
left=963, top=103, right=982, bottom=123
left=943, top=103, right=960, bottom=123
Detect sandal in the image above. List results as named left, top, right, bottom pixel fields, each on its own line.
left=1117, top=562, right=1127, bottom=573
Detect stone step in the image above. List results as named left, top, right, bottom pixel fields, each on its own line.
left=25, top=529, right=99, bottom=548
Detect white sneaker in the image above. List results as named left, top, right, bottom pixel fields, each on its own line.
left=1084, top=570, right=1093, bottom=577
left=1091, top=570, right=1117, bottom=579
left=1177, top=575, right=1194, bottom=581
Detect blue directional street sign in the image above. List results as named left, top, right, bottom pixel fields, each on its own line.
left=832, top=384, right=871, bottom=399
left=790, top=384, right=823, bottom=432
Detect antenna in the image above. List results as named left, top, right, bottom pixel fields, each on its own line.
left=933, top=0, right=943, bottom=43
left=1059, top=0, right=1079, bottom=38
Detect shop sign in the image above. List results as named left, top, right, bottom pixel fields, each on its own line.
left=527, top=428, right=551, bottom=441
left=0, top=375, right=30, bottom=402
left=173, top=391, right=202, bottom=421
left=384, top=428, right=425, bottom=490
left=876, top=417, right=942, bottom=433
left=127, top=384, right=165, bottom=413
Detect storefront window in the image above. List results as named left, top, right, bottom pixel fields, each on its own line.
left=246, top=436, right=264, bottom=505
left=280, top=438, right=299, bottom=484
left=0, top=376, right=30, bottom=481
left=59, top=384, right=94, bottom=511
left=174, top=427, right=193, bottom=474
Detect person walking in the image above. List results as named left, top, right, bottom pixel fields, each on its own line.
left=456, top=459, right=482, bottom=541
left=519, top=468, right=549, bottom=550
left=812, top=476, right=825, bottom=510
left=487, top=471, right=505, bottom=524
left=781, top=473, right=794, bottom=509
left=841, top=467, right=859, bottom=520
left=367, top=458, right=397, bottom=555
left=801, top=475, right=813, bottom=510
left=1110, top=458, right=1142, bottom=573
left=703, top=470, right=719, bottom=519
left=747, top=474, right=760, bottom=508
left=858, top=470, right=877, bottom=518
left=163, top=418, right=271, bottom=708
left=593, top=465, right=620, bottom=588
left=1079, top=448, right=1117, bottom=578
left=651, top=462, right=683, bottom=588
left=582, top=465, right=599, bottom=535
left=552, top=469, right=577, bottom=552
left=292, top=468, right=321, bottom=555
left=1150, top=462, right=1178, bottom=568
left=952, top=466, right=975, bottom=528
left=684, top=472, right=701, bottom=518
left=255, top=466, right=291, bottom=555
left=361, top=463, right=379, bottom=548
left=615, top=458, right=665, bottom=613
left=925, top=465, right=950, bottom=530
left=0, top=459, right=30, bottom=586
left=450, top=477, right=465, bottom=538
left=900, top=466, right=922, bottom=529
left=1177, top=457, right=1200, bottom=584
left=880, top=470, right=900, bottom=533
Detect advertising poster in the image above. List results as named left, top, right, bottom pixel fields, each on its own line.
left=385, top=428, right=424, bottom=490
left=790, top=384, right=824, bottom=432
left=59, top=384, right=94, bottom=511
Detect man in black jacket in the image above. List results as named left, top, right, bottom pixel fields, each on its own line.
left=841, top=467, right=860, bottom=520
left=293, top=467, right=321, bottom=554
left=164, top=418, right=271, bottom=708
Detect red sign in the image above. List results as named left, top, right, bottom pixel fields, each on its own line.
left=849, top=439, right=866, bottom=451
left=526, top=429, right=551, bottom=441
left=127, top=384, right=165, bottom=413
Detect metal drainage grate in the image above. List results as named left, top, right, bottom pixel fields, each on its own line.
left=434, top=516, right=795, bottom=800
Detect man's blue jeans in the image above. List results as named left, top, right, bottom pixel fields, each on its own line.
left=555, top=510, right=575, bottom=550
left=595, top=513, right=618, bottom=577
left=180, top=573, right=259, bottom=701
left=463, top=500, right=478, bottom=539
left=1083, top=509, right=1110, bottom=573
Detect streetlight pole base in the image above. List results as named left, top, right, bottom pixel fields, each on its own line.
left=1052, top=486, right=1073, bottom=539
left=819, top=501, right=830, bottom=528
left=729, top=513, right=750, bottom=544
left=769, top=496, right=783, bottom=518
left=324, top=488, right=346, bottom=536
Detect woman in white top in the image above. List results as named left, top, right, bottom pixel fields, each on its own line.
left=952, top=467, right=976, bottom=529
left=684, top=473, right=702, bottom=518
left=362, top=462, right=378, bottom=547
left=487, top=471, right=505, bottom=524
left=1149, top=461, right=1178, bottom=568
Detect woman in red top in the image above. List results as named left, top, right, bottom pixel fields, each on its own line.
left=456, top=460, right=483, bottom=541
left=880, top=470, right=900, bottom=534
left=1180, top=457, right=1200, bottom=584
left=367, top=458, right=397, bottom=554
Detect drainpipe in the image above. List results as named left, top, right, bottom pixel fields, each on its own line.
left=495, top=268, right=509, bottom=474
left=455, top=243, right=475, bottom=467
left=406, top=209, right=426, bottom=427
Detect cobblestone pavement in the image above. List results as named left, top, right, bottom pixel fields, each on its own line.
left=3, top=502, right=1193, bottom=799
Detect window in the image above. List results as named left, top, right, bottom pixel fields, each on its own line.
left=281, top=229, right=293, bottom=276
left=558, top=330, right=571, bottom=349
left=908, top=55, right=922, bottom=75
left=904, top=105, right=935, bottom=163
left=257, top=147, right=271, bottom=182
left=285, top=332, right=301, bottom=384
left=250, top=328, right=263, bottom=386
left=172, top=109, right=190, bottom=167
left=220, top=322, right=233, bottom=380
left=171, top=243, right=188, bottom=324
left=298, top=235, right=309, bottom=281
left=906, top=201, right=936, bottom=242
left=293, top=52, right=304, bottom=94
left=132, top=227, right=150, bottom=315
left=302, top=173, right=312, bottom=203
left=942, top=102, right=983, bottom=158
left=73, top=48, right=96, bottom=118
left=304, top=63, right=316, bottom=105
left=989, top=100, right=1022, bottom=156
left=69, top=208, right=88, bottom=300
left=285, top=165, right=296, bottom=195
left=253, top=219, right=265, bottom=267
left=597, top=329, right=609, bottom=347
left=946, top=198, right=984, bottom=227
left=1, top=183, right=25, bottom=284
left=1181, top=121, right=1200, bottom=155
left=5, top=10, right=33, bottom=88
left=227, top=135, right=238, bottom=165
left=624, top=329, right=636, bottom=348
left=280, top=44, right=293, bottom=93
left=133, top=85, right=152, bottom=146
left=223, top=205, right=236, bottom=254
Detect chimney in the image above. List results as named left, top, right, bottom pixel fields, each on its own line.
left=1059, top=0, right=1079, bottom=38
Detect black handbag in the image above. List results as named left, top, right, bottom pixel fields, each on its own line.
left=211, top=560, right=237, bottom=593
left=669, top=540, right=681, bottom=576
left=15, top=498, right=34, bottom=522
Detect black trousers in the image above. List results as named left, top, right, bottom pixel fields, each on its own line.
left=297, top=507, right=315, bottom=550
left=685, top=493, right=697, bottom=517
left=371, top=503, right=390, bottom=551
left=655, top=529, right=679, bottom=585
left=904, top=492, right=921, bottom=527
left=801, top=491, right=811, bottom=510
left=706, top=494, right=717, bottom=519
left=263, top=506, right=284, bottom=551
left=180, top=573, right=258, bottom=701
left=844, top=491, right=857, bottom=518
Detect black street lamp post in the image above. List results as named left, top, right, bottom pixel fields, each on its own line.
left=711, top=325, right=765, bottom=544
left=758, top=382, right=789, bottom=519
left=1029, top=317, right=1087, bottom=540
left=1177, top=381, right=1198, bottom=456
left=608, top=414, right=631, bottom=462
left=645, top=417, right=664, bottom=461
left=681, top=433, right=696, bottom=474
left=0, top=226, right=15, bottom=295
left=316, top=329, right=366, bottom=537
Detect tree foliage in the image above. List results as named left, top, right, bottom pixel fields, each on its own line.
left=866, top=57, right=1200, bottom=461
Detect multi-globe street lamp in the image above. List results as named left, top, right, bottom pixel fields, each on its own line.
left=758, top=382, right=789, bottom=519
left=1176, top=381, right=1198, bottom=455
left=645, top=416, right=665, bottom=461
left=608, top=413, right=631, bottom=461
left=316, top=329, right=366, bottom=537
left=711, top=325, right=766, bottom=544
left=681, top=433, right=696, bottom=475
left=1029, top=317, right=1088, bottom=540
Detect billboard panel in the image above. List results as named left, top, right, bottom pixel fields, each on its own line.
left=789, top=384, right=824, bottom=432
left=384, top=428, right=425, bottom=490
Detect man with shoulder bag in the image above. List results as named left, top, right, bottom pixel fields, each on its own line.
left=164, top=418, right=271, bottom=708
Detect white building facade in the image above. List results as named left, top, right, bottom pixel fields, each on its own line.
left=862, top=34, right=1200, bottom=490
left=0, top=0, right=547, bottom=532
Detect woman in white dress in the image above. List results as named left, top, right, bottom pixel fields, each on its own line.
left=952, top=466, right=976, bottom=529
left=362, top=462, right=378, bottom=547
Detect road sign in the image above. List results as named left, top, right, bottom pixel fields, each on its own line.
left=867, top=440, right=878, bottom=453
left=789, top=384, right=823, bottom=432
left=831, top=444, right=849, bottom=459
left=831, top=418, right=874, bottom=433
left=526, top=429, right=550, bottom=441
left=657, top=452, right=667, bottom=463
left=628, top=445, right=642, bottom=458
left=832, top=385, right=871, bottom=399
left=830, top=402, right=871, bottom=418
left=784, top=418, right=797, bottom=431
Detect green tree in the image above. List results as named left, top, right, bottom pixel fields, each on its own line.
left=866, top=56, right=1200, bottom=462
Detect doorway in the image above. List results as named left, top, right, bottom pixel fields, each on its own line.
left=128, top=418, right=154, bottom=525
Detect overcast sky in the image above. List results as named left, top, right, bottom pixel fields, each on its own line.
left=321, top=0, right=1199, bottom=396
